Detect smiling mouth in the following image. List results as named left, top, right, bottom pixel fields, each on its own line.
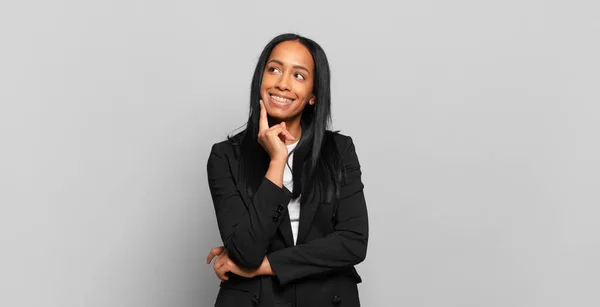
left=269, top=94, right=295, bottom=103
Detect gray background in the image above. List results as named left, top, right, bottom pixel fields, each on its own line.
left=1, top=0, right=599, bottom=306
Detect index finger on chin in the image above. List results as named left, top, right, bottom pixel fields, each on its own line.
left=259, top=100, right=269, bottom=133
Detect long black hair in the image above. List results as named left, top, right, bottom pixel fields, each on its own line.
left=228, top=33, right=342, bottom=205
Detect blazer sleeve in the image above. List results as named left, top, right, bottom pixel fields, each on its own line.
left=207, top=143, right=292, bottom=269
left=266, top=136, right=369, bottom=286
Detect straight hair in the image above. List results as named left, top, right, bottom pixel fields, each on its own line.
left=228, top=33, right=342, bottom=205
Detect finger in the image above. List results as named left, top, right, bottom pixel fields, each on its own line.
left=216, top=264, right=229, bottom=281
left=216, top=266, right=227, bottom=281
left=282, top=130, right=295, bottom=141
left=279, top=122, right=296, bottom=141
left=259, top=100, right=269, bottom=133
left=221, top=268, right=229, bottom=281
left=206, top=246, right=224, bottom=264
left=266, top=125, right=294, bottom=144
left=277, top=128, right=295, bottom=142
left=215, top=269, right=227, bottom=281
left=265, top=125, right=283, bottom=139
left=215, top=253, right=231, bottom=281
left=213, top=251, right=228, bottom=271
left=263, top=124, right=295, bottom=147
left=266, top=124, right=291, bottom=138
left=205, top=247, right=219, bottom=264
left=213, top=255, right=223, bottom=271
left=214, top=263, right=228, bottom=281
left=277, top=131, right=293, bottom=144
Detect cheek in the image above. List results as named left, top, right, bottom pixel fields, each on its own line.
left=302, top=82, right=314, bottom=97
left=299, top=85, right=314, bottom=100
left=261, top=73, right=275, bottom=89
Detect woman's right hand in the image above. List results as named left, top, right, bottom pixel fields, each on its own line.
left=258, top=99, right=295, bottom=162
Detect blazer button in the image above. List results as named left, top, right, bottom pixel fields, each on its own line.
left=272, top=217, right=279, bottom=223
left=274, top=211, right=281, bottom=218
left=331, top=295, right=342, bottom=305
left=251, top=294, right=260, bottom=306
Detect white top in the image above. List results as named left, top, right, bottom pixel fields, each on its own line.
left=283, top=141, right=300, bottom=245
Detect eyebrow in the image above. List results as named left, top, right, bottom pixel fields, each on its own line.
left=267, top=59, right=311, bottom=75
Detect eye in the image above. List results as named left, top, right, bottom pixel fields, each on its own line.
left=294, top=73, right=305, bottom=80
left=267, top=66, right=281, bottom=73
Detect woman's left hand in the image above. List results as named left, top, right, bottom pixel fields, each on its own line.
left=206, top=246, right=257, bottom=281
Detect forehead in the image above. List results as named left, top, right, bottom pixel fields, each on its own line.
left=268, top=40, right=314, bottom=71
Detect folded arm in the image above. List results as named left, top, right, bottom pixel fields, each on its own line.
left=207, top=144, right=291, bottom=269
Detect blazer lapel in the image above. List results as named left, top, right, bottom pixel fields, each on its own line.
left=278, top=209, right=295, bottom=247
left=296, top=192, right=319, bottom=245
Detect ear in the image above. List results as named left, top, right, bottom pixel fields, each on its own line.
left=309, top=96, right=316, bottom=105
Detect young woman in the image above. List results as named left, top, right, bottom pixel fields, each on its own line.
left=205, top=33, right=368, bottom=307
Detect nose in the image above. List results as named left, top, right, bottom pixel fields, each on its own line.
left=275, top=73, right=291, bottom=92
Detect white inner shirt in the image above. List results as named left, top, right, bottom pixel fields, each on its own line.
left=283, top=141, right=300, bottom=245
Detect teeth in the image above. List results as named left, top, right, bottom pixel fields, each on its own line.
left=271, top=95, right=293, bottom=103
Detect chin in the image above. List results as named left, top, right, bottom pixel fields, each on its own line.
left=267, top=111, right=291, bottom=121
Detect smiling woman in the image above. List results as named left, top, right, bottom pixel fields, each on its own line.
left=206, top=33, right=369, bottom=307
left=261, top=41, right=316, bottom=126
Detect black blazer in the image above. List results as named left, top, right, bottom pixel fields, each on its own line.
left=207, top=131, right=368, bottom=307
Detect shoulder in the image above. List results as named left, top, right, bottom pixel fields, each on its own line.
left=326, top=130, right=358, bottom=156
left=209, top=131, right=244, bottom=157
left=206, top=133, right=245, bottom=174
left=327, top=131, right=363, bottom=187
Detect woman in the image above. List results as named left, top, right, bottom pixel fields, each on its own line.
left=205, top=33, right=368, bottom=307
